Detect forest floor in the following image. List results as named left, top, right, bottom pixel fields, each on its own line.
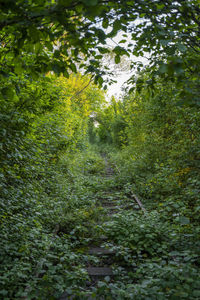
left=56, top=147, right=199, bottom=299
left=59, top=151, right=143, bottom=299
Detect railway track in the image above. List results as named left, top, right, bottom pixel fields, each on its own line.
left=59, top=155, right=146, bottom=299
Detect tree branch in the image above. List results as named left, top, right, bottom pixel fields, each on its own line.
left=70, top=76, right=93, bottom=101
left=131, top=193, right=147, bottom=213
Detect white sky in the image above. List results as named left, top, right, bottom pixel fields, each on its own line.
left=104, top=26, right=150, bottom=100
left=106, top=72, right=131, bottom=98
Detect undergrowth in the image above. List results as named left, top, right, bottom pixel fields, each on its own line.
left=0, top=146, right=106, bottom=299
left=1, top=144, right=200, bottom=299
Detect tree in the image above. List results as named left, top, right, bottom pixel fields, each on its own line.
left=0, top=0, right=199, bottom=85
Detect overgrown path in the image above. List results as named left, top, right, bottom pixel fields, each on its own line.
left=1, top=146, right=199, bottom=299
left=59, top=152, right=143, bottom=299
left=55, top=148, right=200, bottom=299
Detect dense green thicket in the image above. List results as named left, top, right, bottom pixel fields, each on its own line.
left=93, top=52, right=200, bottom=299
left=0, top=143, right=114, bottom=299
left=1, top=0, right=200, bottom=298
left=1, top=64, right=200, bottom=300
left=96, top=54, right=200, bottom=221
left=0, top=72, right=106, bottom=298
left=97, top=72, right=200, bottom=216
left=0, top=72, right=104, bottom=198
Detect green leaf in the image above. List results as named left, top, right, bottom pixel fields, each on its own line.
left=113, top=19, right=122, bottom=31
left=0, top=290, right=8, bottom=296
left=28, top=26, right=39, bottom=42
left=45, top=41, right=53, bottom=52
left=108, top=19, right=121, bottom=37
left=1, top=87, right=15, bottom=99
left=115, top=55, right=120, bottom=64
left=96, top=29, right=106, bottom=43
left=35, top=42, right=42, bottom=54
left=98, top=47, right=110, bottom=54
left=160, top=39, right=170, bottom=46
left=81, top=0, right=98, bottom=6
left=158, top=63, right=168, bottom=74
left=193, top=291, right=200, bottom=297
left=98, top=76, right=103, bottom=86
left=179, top=216, right=190, bottom=225
left=119, top=39, right=127, bottom=44
left=14, top=64, right=23, bottom=75
left=129, top=87, right=135, bottom=93
left=102, top=18, right=109, bottom=29
left=69, top=63, right=77, bottom=73
left=113, top=46, right=122, bottom=55
left=169, top=251, right=180, bottom=256
left=177, top=43, right=187, bottom=53
left=95, top=55, right=103, bottom=59
left=54, top=50, right=60, bottom=58
left=105, top=276, right=110, bottom=282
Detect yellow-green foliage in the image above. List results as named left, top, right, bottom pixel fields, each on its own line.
left=97, top=73, right=200, bottom=216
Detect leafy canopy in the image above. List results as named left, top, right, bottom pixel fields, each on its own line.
left=0, top=0, right=199, bottom=85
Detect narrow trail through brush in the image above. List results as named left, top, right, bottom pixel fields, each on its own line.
left=59, top=153, right=146, bottom=299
